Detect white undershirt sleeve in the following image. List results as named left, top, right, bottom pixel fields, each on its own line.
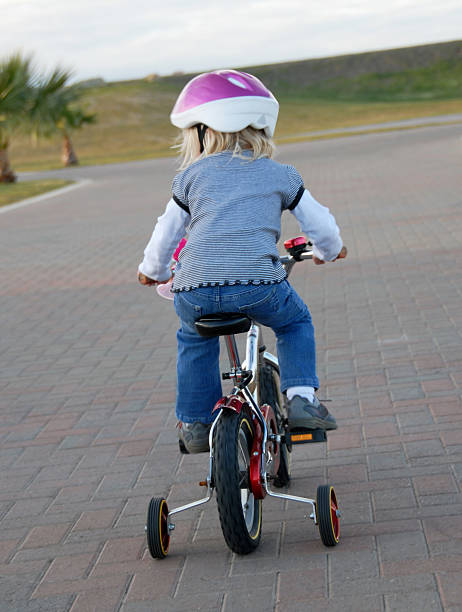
left=290, top=189, right=343, bottom=262
left=138, top=198, right=190, bottom=281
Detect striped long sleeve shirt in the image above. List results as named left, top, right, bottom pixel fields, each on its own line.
left=139, top=151, right=343, bottom=292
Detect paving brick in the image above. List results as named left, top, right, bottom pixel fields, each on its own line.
left=278, top=568, right=326, bottom=602
left=330, top=549, right=380, bottom=585
left=440, top=429, right=462, bottom=447
left=368, top=451, right=408, bottom=472
left=21, top=524, right=71, bottom=549
left=330, top=572, right=437, bottom=598
left=4, top=497, right=53, bottom=521
left=397, top=409, right=435, bottom=428
left=277, top=594, right=383, bottom=611
left=384, top=590, right=442, bottom=612
left=413, top=473, right=457, bottom=496
left=125, top=569, right=178, bottom=601
left=437, top=571, right=462, bottom=609
left=0, top=539, right=19, bottom=563
left=123, top=591, right=224, bottom=611
left=97, top=536, right=145, bottom=565
left=372, top=486, right=416, bottom=511
left=404, top=438, right=445, bottom=458
left=377, top=531, right=428, bottom=564
left=224, top=585, right=276, bottom=612
left=327, top=429, right=363, bottom=451
left=12, top=540, right=101, bottom=564
left=327, top=462, right=368, bottom=484
left=422, top=377, right=456, bottom=393
left=422, top=515, right=462, bottom=544
left=41, top=553, right=95, bottom=582
left=390, top=384, right=425, bottom=401
left=429, top=399, right=462, bottom=419
left=72, top=508, right=119, bottom=531
left=364, top=421, right=398, bottom=438
left=381, top=556, right=462, bottom=578
left=117, top=440, right=153, bottom=458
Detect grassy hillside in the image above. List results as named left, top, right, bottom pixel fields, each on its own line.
left=285, top=59, right=462, bottom=102
left=10, top=39, right=462, bottom=172
left=163, top=39, right=462, bottom=97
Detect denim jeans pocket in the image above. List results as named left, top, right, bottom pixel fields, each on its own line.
left=237, top=284, right=279, bottom=317
left=174, top=292, right=203, bottom=324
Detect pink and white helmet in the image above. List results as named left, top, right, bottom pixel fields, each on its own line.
left=170, top=70, right=279, bottom=137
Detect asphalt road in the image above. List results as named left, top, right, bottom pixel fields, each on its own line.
left=1, top=124, right=462, bottom=611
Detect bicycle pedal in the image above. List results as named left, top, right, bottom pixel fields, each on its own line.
left=286, top=430, right=327, bottom=444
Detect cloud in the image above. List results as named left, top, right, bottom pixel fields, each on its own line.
left=1, top=0, right=461, bottom=81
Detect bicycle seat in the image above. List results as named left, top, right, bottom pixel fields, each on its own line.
left=195, top=313, right=252, bottom=338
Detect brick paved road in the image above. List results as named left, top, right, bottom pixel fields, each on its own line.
left=1, top=124, right=462, bottom=611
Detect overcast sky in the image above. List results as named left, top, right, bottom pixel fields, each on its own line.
left=1, top=0, right=461, bottom=82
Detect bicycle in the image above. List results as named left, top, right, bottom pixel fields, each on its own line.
left=146, top=236, right=340, bottom=558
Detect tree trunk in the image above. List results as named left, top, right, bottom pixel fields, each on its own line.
left=0, top=146, right=17, bottom=183
left=61, top=132, right=78, bottom=166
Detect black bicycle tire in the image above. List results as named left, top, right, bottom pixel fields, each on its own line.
left=259, top=362, right=291, bottom=487
left=316, top=484, right=340, bottom=547
left=214, top=408, right=262, bottom=554
left=146, top=497, right=170, bottom=558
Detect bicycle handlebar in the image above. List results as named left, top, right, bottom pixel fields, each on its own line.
left=280, top=250, right=312, bottom=277
left=281, top=236, right=313, bottom=277
left=280, top=251, right=313, bottom=265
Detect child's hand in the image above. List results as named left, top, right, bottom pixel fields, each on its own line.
left=335, top=246, right=347, bottom=260
left=138, top=271, right=159, bottom=286
left=313, top=246, right=347, bottom=265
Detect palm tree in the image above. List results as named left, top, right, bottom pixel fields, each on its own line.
left=29, top=69, right=95, bottom=166
left=58, top=106, right=95, bottom=166
left=1, top=53, right=96, bottom=179
left=0, top=54, right=34, bottom=182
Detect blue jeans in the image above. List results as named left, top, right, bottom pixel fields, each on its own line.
left=173, top=280, right=319, bottom=424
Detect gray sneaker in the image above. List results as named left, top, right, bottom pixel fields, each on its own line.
left=288, top=395, right=338, bottom=431
left=177, top=421, right=211, bottom=453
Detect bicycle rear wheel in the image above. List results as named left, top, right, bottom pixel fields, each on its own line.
left=259, top=362, right=290, bottom=487
left=214, top=407, right=262, bottom=554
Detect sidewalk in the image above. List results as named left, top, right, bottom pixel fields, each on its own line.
left=286, top=112, right=462, bottom=140
left=1, top=124, right=461, bottom=611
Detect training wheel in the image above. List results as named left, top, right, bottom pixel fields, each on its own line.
left=146, top=497, right=170, bottom=558
left=316, top=485, right=340, bottom=547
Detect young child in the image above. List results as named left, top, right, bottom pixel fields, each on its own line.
left=138, top=70, right=347, bottom=453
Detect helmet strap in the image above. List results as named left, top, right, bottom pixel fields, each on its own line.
left=196, top=124, right=208, bottom=153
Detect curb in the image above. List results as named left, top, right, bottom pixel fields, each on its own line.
left=0, top=178, right=94, bottom=214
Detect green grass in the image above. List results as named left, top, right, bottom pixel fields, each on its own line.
left=6, top=40, right=462, bottom=172
left=0, top=179, right=73, bottom=207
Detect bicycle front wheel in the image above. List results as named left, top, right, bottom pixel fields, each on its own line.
left=214, top=408, right=262, bottom=554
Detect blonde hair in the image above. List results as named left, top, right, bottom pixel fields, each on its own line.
left=175, top=126, right=276, bottom=169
